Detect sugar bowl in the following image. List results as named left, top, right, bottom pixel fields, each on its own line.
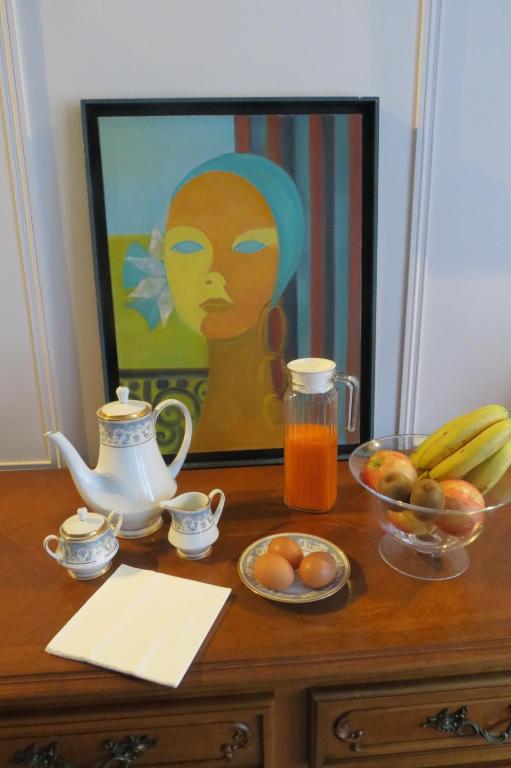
left=43, top=507, right=122, bottom=580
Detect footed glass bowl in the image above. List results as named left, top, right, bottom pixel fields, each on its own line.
left=349, top=434, right=511, bottom=580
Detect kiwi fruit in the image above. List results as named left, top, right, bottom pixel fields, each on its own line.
left=379, top=472, right=414, bottom=503
left=410, top=478, right=445, bottom=510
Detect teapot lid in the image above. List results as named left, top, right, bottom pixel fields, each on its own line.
left=97, top=386, right=152, bottom=421
left=60, top=507, right=108, bottom=541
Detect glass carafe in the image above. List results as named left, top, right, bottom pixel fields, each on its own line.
left=284, top=358, right=360, bottom=513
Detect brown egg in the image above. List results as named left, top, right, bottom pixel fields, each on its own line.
left=299, top=552, right=337, bottom=589
left=253, top=553, right=295, bottom=591
left=267, top=536, right=304, bottom=570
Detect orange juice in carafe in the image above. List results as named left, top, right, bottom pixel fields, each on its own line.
left=283, top=359, right=359, bottom=513
left=285, top=423, right=338, bottom=511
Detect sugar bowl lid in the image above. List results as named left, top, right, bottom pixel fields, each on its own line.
left=60, top=507, right=108, bottom=541
left=97, top=386, right=152, bottom=421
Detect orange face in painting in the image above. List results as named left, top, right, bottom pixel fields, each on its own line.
left=164, top=171, right=279, bottom=340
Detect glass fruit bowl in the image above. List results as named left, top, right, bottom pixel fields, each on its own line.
left=349, top=434, right=511, bottom=580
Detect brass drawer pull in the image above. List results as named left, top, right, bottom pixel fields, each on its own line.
left=422, top=705, right=511, bottom=745
left=333, top=713, right=364, bottom=752
left=12, top=742, right=72, bottom=767
left=99, top=735, right=157, bottom=767
left=220, top=722, right=252, bottom=761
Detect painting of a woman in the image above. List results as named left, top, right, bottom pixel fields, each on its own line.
left=161, top=153, right=304, bottom=451
left=91, top=103, right=370, bottom=461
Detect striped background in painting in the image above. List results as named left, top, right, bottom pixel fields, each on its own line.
left=234, top=113, right=362, bottom=443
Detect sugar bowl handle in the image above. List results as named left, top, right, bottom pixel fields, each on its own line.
left=106, top=509, right=123, bottom=536
left=43, top=535, right=61, bottom=562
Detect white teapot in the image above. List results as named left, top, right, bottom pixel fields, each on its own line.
left=45, top=387, right=192, bottom=538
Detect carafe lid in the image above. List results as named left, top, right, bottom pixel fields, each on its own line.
left=287, top=358, right=336, bottom=394
left=60, top=507, right=108, bottom=541
left=97, top=386, right=152, bottom=421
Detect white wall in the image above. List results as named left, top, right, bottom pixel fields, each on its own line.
left=411, top=0, right=511, bottom=432
left=7, top=1, right=509, bottom=466
left=0, top=84, right=49, bottom=465
left=0, top=4, right=58, bottom=467
left=1, top=0, right=420, bottom=466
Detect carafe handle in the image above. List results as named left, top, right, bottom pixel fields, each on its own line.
left=334, top=374, right=360, bottom=433
left=153, top=399, right=193, bottom=479
left=209, top=489, right=225, bottom=526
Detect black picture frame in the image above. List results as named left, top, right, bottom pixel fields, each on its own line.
left=82, top=97, right=378, bottom=468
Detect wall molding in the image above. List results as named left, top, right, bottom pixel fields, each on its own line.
left=1, top=459, right=54, bottom=469
left=399, top=0, right=442, bottom=433
left=0, top=0, right=58, bottom=468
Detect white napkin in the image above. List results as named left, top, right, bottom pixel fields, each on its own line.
left=46, top=564, right=231, bottom=687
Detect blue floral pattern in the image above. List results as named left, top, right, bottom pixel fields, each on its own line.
left=171, top=510, right=213, bottom=534
left=58, top=535, right=117, bottom=565
left=99, top=414, right=155, bottom=447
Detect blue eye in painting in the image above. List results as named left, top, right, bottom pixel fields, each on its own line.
left=171, top=240, right=204, bottom=254
left=233, top=240, right=267, bottom=254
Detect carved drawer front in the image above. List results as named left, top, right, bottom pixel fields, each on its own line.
left=0, top=693, right=274, bottom=767
left=310, top=678, right=511, bottom=768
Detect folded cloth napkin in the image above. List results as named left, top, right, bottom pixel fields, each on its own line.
left=46, top=564, right=231, bottom=687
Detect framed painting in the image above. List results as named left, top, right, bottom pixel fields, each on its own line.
left=82, top=97, right=377, bottom=466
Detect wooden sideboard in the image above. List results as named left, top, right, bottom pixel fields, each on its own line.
left=3, top=463, right=511, bottom=767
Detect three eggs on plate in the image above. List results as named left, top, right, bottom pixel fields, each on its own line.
left=253, top=537, right=338, bottom=591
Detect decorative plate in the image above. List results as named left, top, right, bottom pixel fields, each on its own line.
left=238, top=533, right=350, bottom=604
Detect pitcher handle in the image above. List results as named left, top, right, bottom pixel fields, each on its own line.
left=153, top=399, right=193, bottom=479
left=43, top=534, right=61, bottom=562
left=209, top=489, right=225, bottom=526
left=334, top=374, right=360, bottom=433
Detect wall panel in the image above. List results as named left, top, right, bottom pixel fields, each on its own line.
left=3, top=0, right=421, bottom=464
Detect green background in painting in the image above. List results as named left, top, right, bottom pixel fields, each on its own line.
left=109, top=235, right=207, bottom=370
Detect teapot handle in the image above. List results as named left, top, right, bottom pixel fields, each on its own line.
left=153, top=399, right=193, bottom=480
left=43, top=534, right=61, bottom=562
left=209, top=488, right=225, bottom=526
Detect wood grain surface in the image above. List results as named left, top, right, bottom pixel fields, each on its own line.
left=2, top=462, right=511, bottom=709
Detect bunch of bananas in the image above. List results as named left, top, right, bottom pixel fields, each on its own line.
left=411, top=405, right=511, bottom=494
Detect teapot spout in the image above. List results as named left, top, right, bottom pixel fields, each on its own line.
left=45, top=431, right=104, bottom=511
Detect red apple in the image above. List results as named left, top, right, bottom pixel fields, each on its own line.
left=361, top=450, right=417, bottom=492
left=435, top=479, right=485, bottom=538
left=387, top=509, right=434, bottom=535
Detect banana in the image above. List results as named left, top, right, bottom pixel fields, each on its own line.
left=429, top=418, right=511, bottom=482
left=410, top=411, right=475, bottom=469
left=464, top=438, right=511, bottom=494
left=415, top=404, right=508, bottom=470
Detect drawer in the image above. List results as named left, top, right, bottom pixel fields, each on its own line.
left=0, top=693, right=274, bottom=767
left=310, top=679, right=511, bottom=768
